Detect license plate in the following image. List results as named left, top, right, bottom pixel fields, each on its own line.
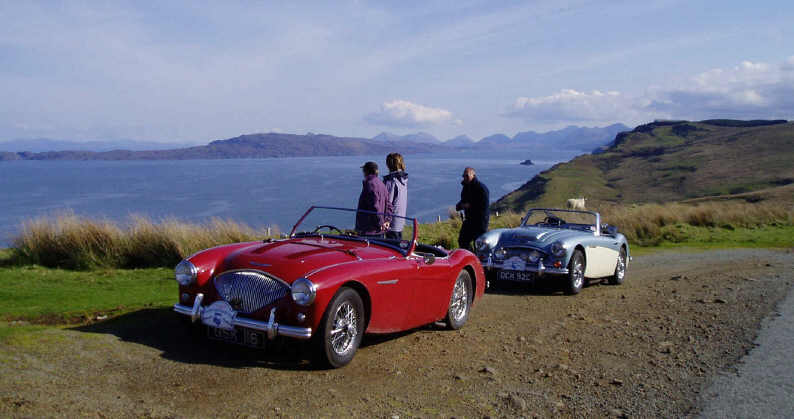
left=499, top=270, right=534, bottom=282
left=207, top=326, right=267, bottom=349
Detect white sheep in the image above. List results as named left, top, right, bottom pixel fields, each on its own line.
left=566, top=197, right=586, bottom=210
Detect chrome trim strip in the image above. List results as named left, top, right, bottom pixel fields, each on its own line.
left=248, top=261, right=272, bottom=267
left=303, top=257, right=400, bottom=278
left=376, top=279, right=399, bottom=285
left=173, top=294, right=312, bottom=340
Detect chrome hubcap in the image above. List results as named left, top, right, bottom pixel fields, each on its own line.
left=450, top=276, right=468, bottom=322
left=329, top=302, right=357, bottom=355
left=616, top=253, right=625, bottom=279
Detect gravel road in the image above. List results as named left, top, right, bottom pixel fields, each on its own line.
left=697, top=278, right=794, bottom=418
left=1, top=248, right=792, bottom=417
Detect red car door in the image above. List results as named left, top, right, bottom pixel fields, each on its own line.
left=404, top=254, right=452, bottom=327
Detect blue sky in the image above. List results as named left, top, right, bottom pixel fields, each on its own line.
left=1, top=0, right=793, bottom=143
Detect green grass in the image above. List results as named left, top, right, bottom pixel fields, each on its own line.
left=630, top=224, right=794, bottom=255
left=0, top=266, right=175, bottom=321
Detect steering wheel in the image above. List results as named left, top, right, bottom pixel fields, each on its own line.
left=544, top=216, right=565, bottom=226
left=312, top=224, right=344, bottom=234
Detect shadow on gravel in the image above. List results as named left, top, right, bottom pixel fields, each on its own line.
left=72, top=308, right=431, bottom=371
left=72, top=308, right=321, bottom=371
left=486, top=277, right=610, bottom=295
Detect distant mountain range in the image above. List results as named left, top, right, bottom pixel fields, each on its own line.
left=0, top=124, right=629, bottom=161
left=0, top=138, right=200, bottom=153
left=372, top=132, right=442, bottom=144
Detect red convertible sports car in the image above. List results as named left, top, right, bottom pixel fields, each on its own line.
left=173, top=206, right=485, bottom=368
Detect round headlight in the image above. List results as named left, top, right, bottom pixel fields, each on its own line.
left=494, top=247, right=508, bottom=260
left=291, top=278, right=317, bottom=306
left=175, top=260, right=197, bottom=286
left=550, top=241, right=566, bottom=258
left=475, top=232, right=499, bottom=253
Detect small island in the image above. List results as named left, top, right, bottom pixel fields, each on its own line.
left=520, top=159, right=534, bottom=166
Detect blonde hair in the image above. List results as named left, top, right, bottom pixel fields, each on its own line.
left=386, top=153, right=405, bottom=172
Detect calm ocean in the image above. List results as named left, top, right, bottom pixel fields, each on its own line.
left=0, top=151, right=571, bottom=246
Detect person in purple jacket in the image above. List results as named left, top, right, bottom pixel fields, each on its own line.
left=355, top=161, right=389, bottom=237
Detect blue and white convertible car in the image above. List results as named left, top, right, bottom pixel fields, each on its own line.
left=474, top=208, right=629, bottom=294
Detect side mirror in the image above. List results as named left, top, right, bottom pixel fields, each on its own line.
left=423, top=253, right=436, bottom=265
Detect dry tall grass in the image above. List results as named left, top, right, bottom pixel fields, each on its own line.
left=596, top=201, right=793, bottom=245
left=12, top=213, right=265, bottom=269
left=9, top=201, right=792, bottom=269
left=418, top=201, right=793, bottom=248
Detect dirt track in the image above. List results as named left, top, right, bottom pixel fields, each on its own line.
left=1, top=248, right=793, bottom=418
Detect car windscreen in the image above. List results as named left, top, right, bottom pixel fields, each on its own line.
left=290, top=206, right=417, bottom=247
left=521, top=209, right=597, bottom=231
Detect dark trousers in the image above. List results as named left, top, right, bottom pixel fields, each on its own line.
left=458, top=224, right=485, bottom=251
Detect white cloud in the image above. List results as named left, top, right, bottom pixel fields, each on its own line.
left=505, top=89, right=643, bottom=124
left=648, top=57, right=794, bottom=119
left=364, top=100, right=457, bottom=128
left=505, top=57, right=794, bottom=126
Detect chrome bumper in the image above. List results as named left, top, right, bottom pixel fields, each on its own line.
left=173, top=293, right=312, bottom=340
left=481, top=257, right=569, bottom=276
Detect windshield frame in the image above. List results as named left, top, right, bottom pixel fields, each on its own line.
left=289, top=206, right=419, bottom=254
left=520, top=208, right=602, bottom=236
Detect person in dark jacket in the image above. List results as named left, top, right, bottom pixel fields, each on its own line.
left=356, top=161, right=389, bottom=237
left=455, top=167, right=489, bottom=251
left=383, top=153, right=408, bottom=240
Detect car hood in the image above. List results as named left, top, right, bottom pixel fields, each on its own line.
left=492, top=226, right=592, bottom=248
left=217, top=237, right=395, bottom=283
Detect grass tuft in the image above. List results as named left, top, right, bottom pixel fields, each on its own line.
left=11, top=213, right=264, bottom=269
left=7, top=201, right=793, bottom=269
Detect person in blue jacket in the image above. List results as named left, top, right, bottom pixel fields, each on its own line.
left=383, top=153, right=408, bottom=240
left=456, top=167, right=489, bottom=251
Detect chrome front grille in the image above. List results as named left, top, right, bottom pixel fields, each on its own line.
left=505, top=247, right=546, bottom=259
left=213, top=270, right=289, bottom=314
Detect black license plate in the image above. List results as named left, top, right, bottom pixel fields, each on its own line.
left=498, top=270, right=534, bottom=282
left=207, top=326, right=267, bottom=349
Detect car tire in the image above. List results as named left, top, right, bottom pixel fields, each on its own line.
left=446, top=270, right=472, bottom=330
left=565, top=249, right=585, bottom=295
left=315, top=287, right=365, bottom=369
left=609, top=247, right=627, bottom=285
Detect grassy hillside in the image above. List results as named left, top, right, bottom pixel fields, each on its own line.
left=493, top=120, right=794, bottom=211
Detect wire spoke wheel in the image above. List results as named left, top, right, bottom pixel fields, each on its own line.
left=317, top=287, right=365, bottom=368
left=566, top=250, right=585, bottom=295
left=329, top=302, right=357, bottom=355
left=450, top=275, right=469, bottom=322
left=572, top=259, right=584, bottom=289
left=610, top=247, right=627, bottom=285
left=446, top=270, right=472, bottom=330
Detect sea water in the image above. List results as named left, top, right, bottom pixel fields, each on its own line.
left=0, top=151, right=571, bottom=246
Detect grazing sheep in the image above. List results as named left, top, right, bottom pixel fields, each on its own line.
left=566, top=197, right=586, bottom=210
